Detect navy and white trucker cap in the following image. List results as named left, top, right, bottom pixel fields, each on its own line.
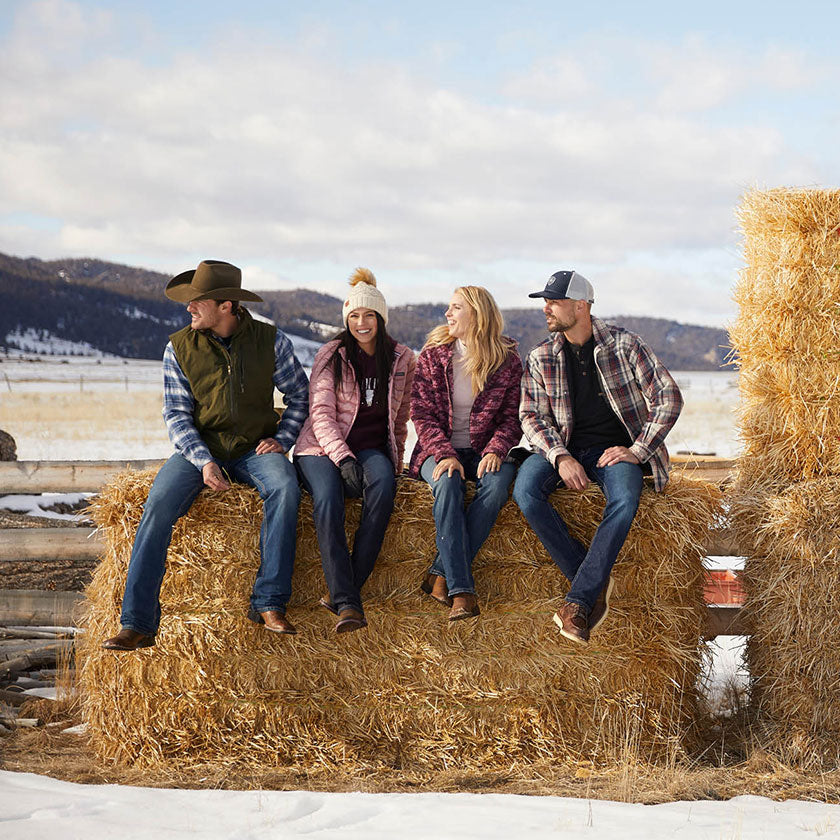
left=528, top=270, right=594, bottom=303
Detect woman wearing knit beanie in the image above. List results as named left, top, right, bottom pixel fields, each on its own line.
left=295, top=268, right=415, bottom=633
left=408, top=286, right=523, bottom=621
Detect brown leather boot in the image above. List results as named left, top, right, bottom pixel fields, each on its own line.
left=248, top=608, right=297, bottom=635
left=448, top=593, right=480, bottom=622
left=335, top=608, right=367, bottom=634
left=420, top=573, right=452, bottom=607
left=101, top=628, right=156, bottom=651
left=589, top=576, right=615, bottom=633
left=552, top=601, right=590, bottom=644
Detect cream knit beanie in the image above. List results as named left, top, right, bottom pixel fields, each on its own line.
left=342, top=267, right=388, bottom=326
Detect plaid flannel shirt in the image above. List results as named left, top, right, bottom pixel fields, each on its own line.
left=520, top=317, right=683, bottom=491
left=162, top=329, right=309, bottom=470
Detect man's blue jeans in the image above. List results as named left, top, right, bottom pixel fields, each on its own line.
left=120, top=450, right=300, bottom=635
left=296, top=449, right=396, bottom=613
left=420, top=448, right=517, bottom=596
left=512, top=448, right=642, bottom=613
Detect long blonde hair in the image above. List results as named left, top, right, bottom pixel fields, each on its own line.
left=424, top=285, right=514, bottom=395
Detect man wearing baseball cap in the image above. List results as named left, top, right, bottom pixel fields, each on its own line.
left=512, top=270, right=683, bottom=645
left=103, top=260, right=310, bottom=650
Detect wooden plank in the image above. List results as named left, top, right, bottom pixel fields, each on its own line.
left=0, top=528, right=102, bottom=561
left=704, top=605, right=746, bottom=637
left=0, top=459, right=166, bottom=493
left=705, top=526, right=743, bottom=557
left=0, top=590, right=84, bottom=626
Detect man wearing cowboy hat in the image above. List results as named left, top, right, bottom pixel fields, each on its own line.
left=103, top=260, right=310, bottom=650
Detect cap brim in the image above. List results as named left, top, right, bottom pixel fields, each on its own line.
left=528, top=290, right=567, bottom=299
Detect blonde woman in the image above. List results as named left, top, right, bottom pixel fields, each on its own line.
left=408, top=286, right=522, bottom=621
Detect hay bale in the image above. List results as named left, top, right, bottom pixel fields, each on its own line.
left=78, top=470, right=719, bottom=774
left=737, top=477, right=840, bottom=768
left=730, top=187, right=840, bottom=767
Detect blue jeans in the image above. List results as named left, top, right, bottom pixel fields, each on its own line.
left=296, top=449, right=396, bottom=613
left=419, top=448, right=517, bottom=597
left=120, top=450, right=300, bottom=634
left=512, top=449, right=642, bottom=613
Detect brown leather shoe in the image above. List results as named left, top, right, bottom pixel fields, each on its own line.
left=248, top=608, right=297, bottom=635
left=420, top=573, right=452, bottom=607
left=552, top=601, right=590, bottom=644
left=335, top=608, right=367, bottom=634
left=101, top=628, right=156, bottom=651
left=589, top=576, right=615, bottom=633
left=448, top=593, right=480, bottom=622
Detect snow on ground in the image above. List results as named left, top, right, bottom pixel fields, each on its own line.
left=2, top=771, right=839, bottom=839
left=0, top=492, right=90, bottom=520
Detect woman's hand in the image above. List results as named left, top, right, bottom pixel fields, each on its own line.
left=432, top=457, right=465, bottom=481
left=476, top=453, right=502, bottom=478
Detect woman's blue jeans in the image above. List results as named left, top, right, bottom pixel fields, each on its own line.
left=120, top=450, right=300, bottom=635
left=419, top=448, right=517, bottom=597
left=512, top=449, right=642, bottom=613
left=296, top=449, right=396, bottom=613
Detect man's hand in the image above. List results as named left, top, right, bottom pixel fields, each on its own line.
left=476, top=453, right=502, bottom=478
left=555, top=455, right=589, bottom=491
left=596, top=446, right=640, bottom=468
left=432, top=457, right=465, bottom=481
left=256, top=438, right=284, bottom=455
left=202, top=462, right=231, bottom=491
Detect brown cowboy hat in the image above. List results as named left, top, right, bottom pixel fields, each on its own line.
left=164, top=260, right=264, bottom=303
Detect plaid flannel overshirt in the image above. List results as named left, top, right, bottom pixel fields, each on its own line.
left=520, top=317, right=683, bottom=491
left=162, top=329, right=309, bottom=470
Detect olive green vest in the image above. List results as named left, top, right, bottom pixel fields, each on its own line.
left=169, top=309, right=279, bottom=462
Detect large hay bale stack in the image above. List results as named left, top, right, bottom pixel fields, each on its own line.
left=730, top=187, right=840, bottom=767
left=79, top=470, right=718, bottom=775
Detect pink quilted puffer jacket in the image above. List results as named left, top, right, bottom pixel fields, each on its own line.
left=294, top=339, right=416, bottom=473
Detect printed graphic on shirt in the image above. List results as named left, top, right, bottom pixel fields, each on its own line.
left=362, top=375, right=377, bottom=407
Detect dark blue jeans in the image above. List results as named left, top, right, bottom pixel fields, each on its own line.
left=420, top=448, right=517, bottom=597
left=296, top=449, right=396, bottom=613
left=120, top=450, right=300, bottom=635
left=512, top=448, right=642, bottom=613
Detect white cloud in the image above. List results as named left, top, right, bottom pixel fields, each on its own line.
left=0, top=3, right=833, bottom=325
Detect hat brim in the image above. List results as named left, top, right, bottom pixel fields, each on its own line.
left=528, top=290, right=568, bottom=299
left=165, top=271, right=264, bottom=303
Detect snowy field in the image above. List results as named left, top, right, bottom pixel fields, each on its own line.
left=0, top=351, right=741, bottom=462
left=3, top=771, right=840, bottom=839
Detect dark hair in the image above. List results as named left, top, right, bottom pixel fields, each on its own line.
left=331, top=313, right=394, bottom=408
left=214, top=299, right=242, bottom=318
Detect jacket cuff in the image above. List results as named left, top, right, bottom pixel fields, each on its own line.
left=629, top=442, right=651, bottom=463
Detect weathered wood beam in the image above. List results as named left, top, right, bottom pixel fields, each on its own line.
left=0, top=459, right=166, bottom=493
left=0, top=528, right=101, bottom=561
left=0, top=590, right=85, bottom=626
left=704, top=605, right=747, bottom=637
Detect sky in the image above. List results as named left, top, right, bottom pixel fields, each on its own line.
left=1, top=1, right=836, bottom=326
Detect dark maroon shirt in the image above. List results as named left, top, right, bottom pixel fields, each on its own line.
left=346, top=346, right=389, bottom=455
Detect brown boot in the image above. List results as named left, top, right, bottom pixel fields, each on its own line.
left=101, top=627, right=156, bottom=651
left=589, top=576, right=615, bottom=633
left=448, top=593, right=480, bottom=622
left=420, top=573, right=452, bottom=607
left=552, top=601, right=590, bottom=644
left=335, top=608, right=367, bottom=634
left=248, top=608, right=297, bottom=635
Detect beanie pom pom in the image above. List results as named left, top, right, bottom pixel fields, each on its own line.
left=349, top=267, right=376, bottom=288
